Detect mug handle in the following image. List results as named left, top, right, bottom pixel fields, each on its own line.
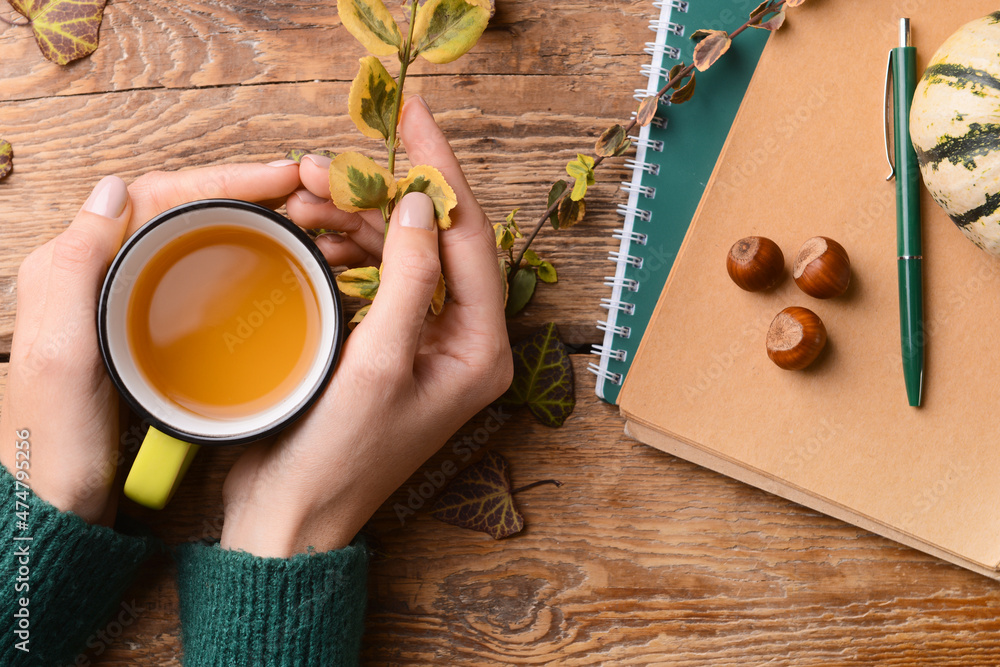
left=123, top=427, right=200, bottom=509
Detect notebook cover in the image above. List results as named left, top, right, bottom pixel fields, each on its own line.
left=619, top=0, right=1000, bottom=572
left=593, top=0, right=769, bottom=404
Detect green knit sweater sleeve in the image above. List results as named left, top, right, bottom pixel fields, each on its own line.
left=173, top=537, right=369, bottom=667
left=0, top=465, right=162, bottom=667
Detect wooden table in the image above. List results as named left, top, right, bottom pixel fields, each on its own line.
left=4, top=1, right=1000, bottom=664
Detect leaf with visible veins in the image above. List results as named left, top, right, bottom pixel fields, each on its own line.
left=10, top=0, right=108, bottom=65
left=431, top=451, right=524, bottom=539
left=504, top=323, right=575, bottom=427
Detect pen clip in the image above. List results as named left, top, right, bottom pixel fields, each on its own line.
left=884, top=49, right=896, bottom=182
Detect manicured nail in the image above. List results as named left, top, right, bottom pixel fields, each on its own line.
left=411, top=94, right=431, bottom=114
left=267, top=159, right=298, bottom=167
left=397, top=192, right=435, bottom=231
left=302, top=154, right=333, bottom=169
left=83, top=175, right=128, bottom=218
left=295, top=189, right=328, bottom=205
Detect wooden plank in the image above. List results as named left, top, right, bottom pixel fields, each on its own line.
left=0, top=0, right=650, bottom=102
left=0, top=76, right=638, bottom=353
left=47, top=356, right=999, bottom=665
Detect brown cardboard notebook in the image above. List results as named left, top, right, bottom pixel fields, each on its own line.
left=618, top=0, right=1000, bottom=578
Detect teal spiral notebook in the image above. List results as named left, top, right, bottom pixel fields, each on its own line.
left=590, top=0, right=770, bottom=404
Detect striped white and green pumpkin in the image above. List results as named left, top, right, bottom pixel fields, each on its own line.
left=910, top=12, right=1000, bottom=256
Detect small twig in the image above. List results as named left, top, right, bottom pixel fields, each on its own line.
left=510, top=0, right=787, bottom=271
left=511, top=479, right=563, bottom=495
left=387, top=0, right=420, bottom=178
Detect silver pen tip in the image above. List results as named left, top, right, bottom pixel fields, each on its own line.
left=900, top=18, right=911, bottom=48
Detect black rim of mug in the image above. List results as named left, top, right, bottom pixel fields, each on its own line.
left=97, top=198, right=344, bottom=446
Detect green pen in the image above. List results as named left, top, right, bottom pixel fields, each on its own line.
left=884, top=17, right=924, bottom=406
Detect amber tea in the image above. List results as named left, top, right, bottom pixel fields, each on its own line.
left=127, top=225, right=320, bottom=420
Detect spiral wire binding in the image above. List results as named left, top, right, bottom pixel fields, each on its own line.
left=629, top=135, right=664, bottom=151
left=600, top=297, right=636, bottom=315
left=616, top=203, right=652, bottom=222
left=612, top=229, right=648, bottom=245
left=592, top=0, right=684, bottom=395
left=621, top=182, right=656, bottom=198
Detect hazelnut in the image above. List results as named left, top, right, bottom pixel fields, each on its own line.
left=766, top=306, right=827, bottom=370
left=793, top=236, right=851, bottom=299
left=726, top=236, right=784, bottom=292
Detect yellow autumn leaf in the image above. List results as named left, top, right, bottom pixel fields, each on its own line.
left=329, top=152, right=397, bottom=213
left=396, top=165, right=458, bottom=229
left=349, top=56, right=402, bottom=141
left=337, top=0, right=401, bottom=57
left=336, top=266, right=381, bottom=300
left=412, top=0, right=490, bottom=64
left=431, top=273, right=446, bottom=315
left=348, top=304, right=371, bottom=330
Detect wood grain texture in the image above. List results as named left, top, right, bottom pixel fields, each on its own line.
left=4, top=1, right=1000, bottom=665
left=5, top=359, right=998, bottom=666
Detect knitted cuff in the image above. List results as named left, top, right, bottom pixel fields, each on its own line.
left=173, top=538, right=369, bottom=667
left=0, top=465, right=162, bottom=667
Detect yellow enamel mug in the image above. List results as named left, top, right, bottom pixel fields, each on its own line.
left=97, top=200, right=344, bottom=509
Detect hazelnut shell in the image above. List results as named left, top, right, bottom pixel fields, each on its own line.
left=766, top=306, right=827, bottom=371
left=726, top=236, right=785, bottom=292
left=793, top=236, right=851, bottom=299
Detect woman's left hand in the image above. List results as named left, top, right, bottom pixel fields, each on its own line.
left=0, top=162, right=302, bottom=525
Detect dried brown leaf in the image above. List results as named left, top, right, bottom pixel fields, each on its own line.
left=595, top=124, right=631, bottom=158
left=636, top=95, right=659, bottom=127
left=669, top=71, right=696, bottom=104
left=751, top=7, right=785, bottom=30
left=692, top=30, right=731, bottom=71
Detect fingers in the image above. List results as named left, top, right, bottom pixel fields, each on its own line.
left=36, top=176, right=132, bottom=365
left=397, top=97, right=503, bottom=317
left=361, top=192, right=440, bottom=362
left=314, top=233, right=379, bottom=268
left=126, top=161, right=302, bottom=236
left=286, top=188, right=385, bottom=259
left=297, top=154, right=336, bottom=200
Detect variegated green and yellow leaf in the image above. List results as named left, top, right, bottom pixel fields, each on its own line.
left=10, top=0, right=108, bottom=65
left=329, top=152, right=397, bottom=212
left=396, top=165, right=458, bottom=229
left=336, top=266, right=381, bottom=300
left=412, top=0, right=490, bottom=64
left=349, top=56, right=401, bottom=141
left=336, top=0, right=401, bottom=56
left=348, top=304, right=371, bottom=329
left=565, top=154, right=595, bottom=202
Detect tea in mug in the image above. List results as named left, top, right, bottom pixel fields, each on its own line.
left=127, top=225, right=320, bottom=420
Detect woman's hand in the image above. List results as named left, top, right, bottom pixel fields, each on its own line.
left=220, top=97, right=514, bottom=557
left=0, top=162, right=302, bottom=525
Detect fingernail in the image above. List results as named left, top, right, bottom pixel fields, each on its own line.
left=302, top=154, right=333, bottom=169
left=412, top=94, right=431, bottom=114
left=83, top=176, right=128, bottom=218
left=295, top=189, right=328, bottom=205
left=318, top=232, right=346, bottom=244
left=267, top=159, right=298, bottom=167
left=397, top=191, right=435, bottom=231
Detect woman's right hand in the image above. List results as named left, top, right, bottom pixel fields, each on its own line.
left=220, top=96, right=514, bottom=557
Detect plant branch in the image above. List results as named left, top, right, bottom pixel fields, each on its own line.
left=387, top=0, right=420, bottom=179
left=511, top=479, right=563, bottom=495
left=510, top=0, right=787, bottom=271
